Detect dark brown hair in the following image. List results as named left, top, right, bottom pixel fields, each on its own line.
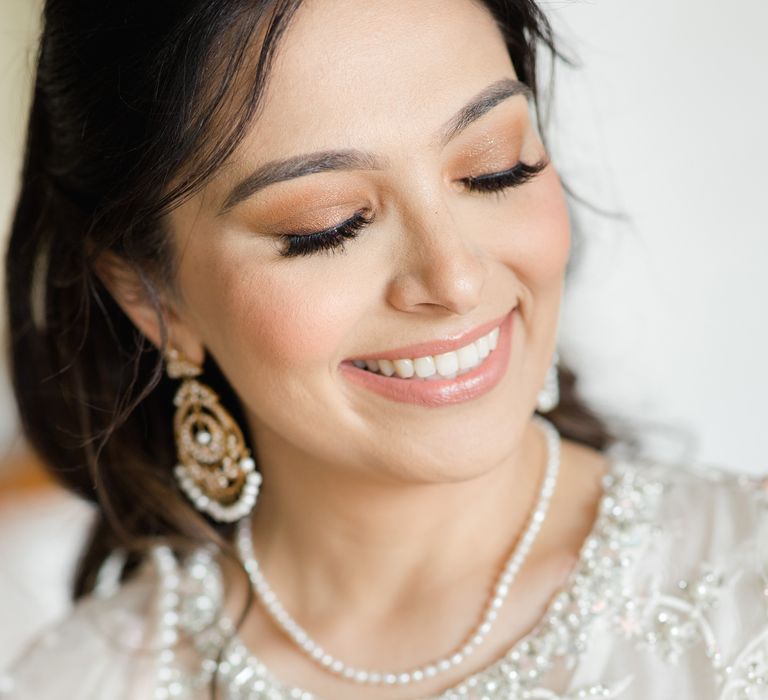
left=5, top=0, right=637, bottom=606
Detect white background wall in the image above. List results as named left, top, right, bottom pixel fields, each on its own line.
left=0, top=0, right=766, bottom=472
left=543, top=1, right=768, bottom=473
left=0, top=0, right=38, bottom=454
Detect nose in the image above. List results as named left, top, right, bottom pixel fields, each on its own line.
left=385, top=202, right=488, bottom=316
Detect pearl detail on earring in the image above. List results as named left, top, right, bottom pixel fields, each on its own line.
left=174, top=460, right=262, bottom=523
left=166, top=347, right=260, bottom=523
left=536, top=350, right=560, bottom=413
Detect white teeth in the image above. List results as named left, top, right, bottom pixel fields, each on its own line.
left=378, top=359, right=396, bottom=376
left=414, top=356, right=436, bottom=378
left=352, top=323, right=501, bottom=380
left=456, top=343, right=479, bottom=371
left=393, top=358, right=415, bottom=378
left=476, top=336, right=490, bottom=360
left=435, top=351, right=459, bottom=378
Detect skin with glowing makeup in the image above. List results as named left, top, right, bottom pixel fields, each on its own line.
left=97, top=0, right=611, bottom=697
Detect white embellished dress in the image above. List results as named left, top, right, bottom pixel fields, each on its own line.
left=3, top=454, right=768, bottom=700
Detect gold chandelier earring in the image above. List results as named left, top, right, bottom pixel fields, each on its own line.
left=165, top=347, right=261, bottom=523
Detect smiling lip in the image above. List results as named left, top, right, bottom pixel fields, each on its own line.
left=344, top=308, right=516, bottom=362
left=338, top=308, right=516, bottom=408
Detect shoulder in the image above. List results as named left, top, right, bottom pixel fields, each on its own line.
left=1, top=557, right=164, bottom=699
left=1, top=545, right=232, bottom=700
left=580, top=452, right=768, bottom=697
left=640, top=456, right=768, bottom=567
left=612, top=452, right=768, bottom=608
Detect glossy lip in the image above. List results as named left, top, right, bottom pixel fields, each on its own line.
left=345, top=308, right=516, bottom=362
left=338, top=308, right=516, bottom=408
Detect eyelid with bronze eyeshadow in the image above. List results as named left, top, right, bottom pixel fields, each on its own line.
left=275, top=210, right=373, bottom=258
left=276, top=157, right=549, bottom=258
left=461, top=156, right=549, bottom=192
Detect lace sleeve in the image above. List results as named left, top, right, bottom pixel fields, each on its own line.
left=712, top=468, right=768, bottom=698
left=0, top=559, right=163, bottom=700
left=560, top=460, right=768, bottom=700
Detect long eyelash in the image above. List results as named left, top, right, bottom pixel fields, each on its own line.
left=278, top=211, right=372, bottom=258
left=277, top=158, right=548, bottom=258
left=462, top=157, right=549, bottom=197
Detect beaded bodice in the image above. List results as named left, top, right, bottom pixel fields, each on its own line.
left=5, top=454, right=768, bottom=700
left=150, top=459, right=768, bottom=700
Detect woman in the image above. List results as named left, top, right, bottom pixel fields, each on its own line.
left=2, top=0, right=767, bottom=698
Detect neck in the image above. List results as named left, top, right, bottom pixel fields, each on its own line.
left=247, top=417, right=549, bottom=618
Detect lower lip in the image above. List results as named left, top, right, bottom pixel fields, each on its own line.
left=339, top=309, right=515, bottom=408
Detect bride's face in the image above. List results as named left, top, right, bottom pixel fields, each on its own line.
left=167, top=0, right=570, bottom=483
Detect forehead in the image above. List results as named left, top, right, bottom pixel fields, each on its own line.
left=241, top=0, right=516, bottom=156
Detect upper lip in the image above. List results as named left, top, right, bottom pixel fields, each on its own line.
left=346, top=307, right=515, bottom=362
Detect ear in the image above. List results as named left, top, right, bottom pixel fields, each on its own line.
left=92, top=251, right=205, bottom=367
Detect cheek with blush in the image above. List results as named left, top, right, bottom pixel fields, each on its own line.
left=500, top=166, right=571, bottom=286
left=182, top=242, right=365, bottom=387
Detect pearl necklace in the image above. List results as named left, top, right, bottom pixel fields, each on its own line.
left=235, top=414, right=561, bottom=687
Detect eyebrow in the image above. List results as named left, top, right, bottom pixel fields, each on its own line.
left=220, top=77, right=531, bottom=213
left=439, top=77, right=532, bottom=145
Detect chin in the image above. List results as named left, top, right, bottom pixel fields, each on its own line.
left=381, top=432, right=523, bottom=486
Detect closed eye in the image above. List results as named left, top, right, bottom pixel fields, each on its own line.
left=275, top=157, right=549, bottom=258
left=276, top=210, right=372, bottom=258
left=461, top=157, right=549, bottom=196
